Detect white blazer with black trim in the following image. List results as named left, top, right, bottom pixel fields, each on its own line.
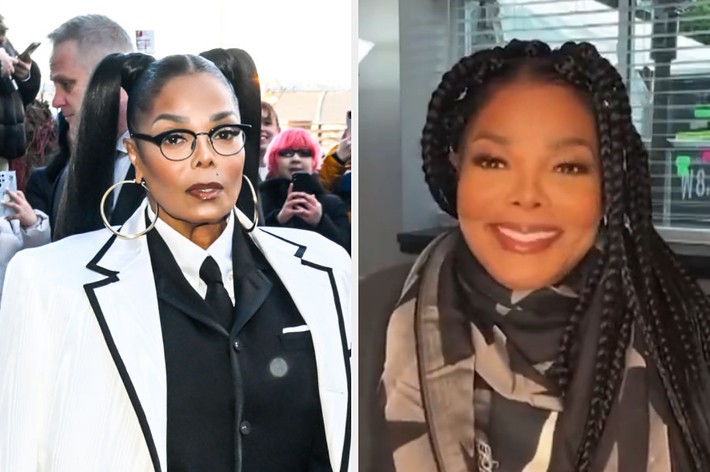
left=0, top=200, right=352, bottom=472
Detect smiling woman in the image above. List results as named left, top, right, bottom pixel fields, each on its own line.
left=364, top=39, right=710, bottom=472
left=456, top=80, right=602, bottom=291
left=0, top=52, right=351, bottom=472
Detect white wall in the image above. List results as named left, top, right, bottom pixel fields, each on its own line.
left=399, top=0, right=453, bottom=233
left=359, top=0, right=452, bottom=278
left=359, top=0, right=406, bottom=278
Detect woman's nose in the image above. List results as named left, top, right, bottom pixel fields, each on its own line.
left=193, top=134, right=217, bottom=165
left=507, top=171, right=547, bottom=210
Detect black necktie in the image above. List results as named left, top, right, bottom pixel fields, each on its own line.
left=199, top=256, right=234, bottom=330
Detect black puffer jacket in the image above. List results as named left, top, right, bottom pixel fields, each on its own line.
left=259, top=176, right=351, bottom=253
left=0, top=39, right=41, bottom=160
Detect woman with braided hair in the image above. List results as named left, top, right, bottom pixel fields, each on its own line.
left=369, top=39, right=710, bottom=472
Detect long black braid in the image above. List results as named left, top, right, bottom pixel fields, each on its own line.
left=421, top=39, right=710, bottom=471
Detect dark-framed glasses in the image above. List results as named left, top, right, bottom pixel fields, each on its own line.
left=277, top=148, right=314, bottom=158
left=131, top=123, right=251, bottom=161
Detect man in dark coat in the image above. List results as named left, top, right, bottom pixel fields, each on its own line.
left=25, top=15, right=133, bottom=233
left=0, top=15, right=41, bottom=172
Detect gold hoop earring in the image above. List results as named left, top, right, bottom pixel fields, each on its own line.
left=238, top=175, right=259, bottom=233
left=100, top=179, right=159, bottom=239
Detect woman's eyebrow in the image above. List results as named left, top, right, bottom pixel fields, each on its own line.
left=551, top=137, right=594, bottom=151
left=211, top=111, right=238, bottom=121
left=152, top=113, right=190, bottom=125
left=469, top=132, right=511, bottom=146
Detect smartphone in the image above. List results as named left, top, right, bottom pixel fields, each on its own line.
left=291, top=172, right=320, bottom=195
left=346, top=111, right=351, bottom=135
left=18, top=42, right=41, bottom=62
left=0, top=171, right=18, bottom=218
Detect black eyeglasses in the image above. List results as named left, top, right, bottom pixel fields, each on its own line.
left=277, top=148, right=314, bottom=158
left=131, top=123, right=251, bottom=161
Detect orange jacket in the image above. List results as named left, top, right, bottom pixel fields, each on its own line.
left=318, top=144, right=351, bottom=221
left=319, top=145, right=351, bottom=193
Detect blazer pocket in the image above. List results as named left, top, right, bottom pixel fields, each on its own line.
left=279, top=328, right=313, bottom=350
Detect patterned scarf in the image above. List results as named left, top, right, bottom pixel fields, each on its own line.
left=381, top=228, right=686, bottom=472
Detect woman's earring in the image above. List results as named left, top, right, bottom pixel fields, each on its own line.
left=99, top=179, right=158, bottom=239
left=236, top=175, right=259, bottom=233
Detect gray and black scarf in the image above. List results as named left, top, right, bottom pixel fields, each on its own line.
left=381, top=228, right=687, bottom=472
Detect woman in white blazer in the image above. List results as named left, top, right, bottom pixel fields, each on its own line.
left=0, top=52, right=351, bottom=472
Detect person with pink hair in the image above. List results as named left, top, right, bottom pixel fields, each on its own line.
left=259, top=128, right=350, bottom=252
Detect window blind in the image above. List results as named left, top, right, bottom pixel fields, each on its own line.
left=449, top=0, right=710, bottom=241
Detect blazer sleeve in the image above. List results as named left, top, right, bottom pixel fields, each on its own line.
left=0, top=250, right=48, bottom=471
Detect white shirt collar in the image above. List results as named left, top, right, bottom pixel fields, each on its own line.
left=147, top=205, right=234, bottom=302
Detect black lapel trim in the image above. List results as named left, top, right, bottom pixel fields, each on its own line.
left=260, top=229, right=351, bottom=472
left=83, top=234, right=162, bottom=472
left=301, top=258, right=352, bottom=472
left=260, top=229, right=307, bottom=258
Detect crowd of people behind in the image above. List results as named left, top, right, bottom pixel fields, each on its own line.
left=0, top=12, right=352, bottom=472
left=258, top=102, right=351, bottom=252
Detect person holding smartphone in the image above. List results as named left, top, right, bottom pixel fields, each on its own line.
left=319, top=115, right=352, bottom=221
left=0, top=187, right=50, bottom=305
left=260, top=128, right=351, bottom=253
left=0, top=14, right=41, bottom=172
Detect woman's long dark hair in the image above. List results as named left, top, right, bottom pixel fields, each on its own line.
left=422, top=39, right=710, bottom=471
left=200, top=48, right=262, bottom=220
left=53, top=53, right=241, bottom=240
